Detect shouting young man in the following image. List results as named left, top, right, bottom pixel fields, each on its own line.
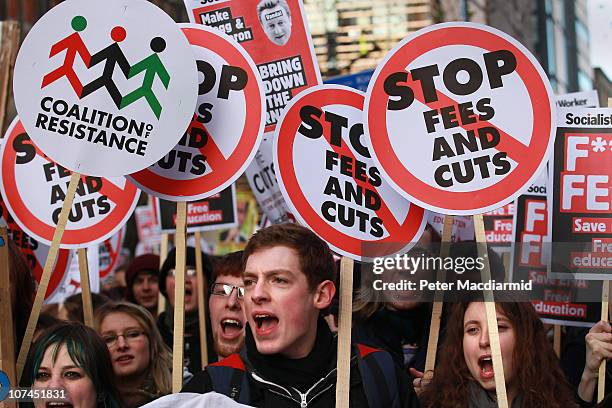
left=183, top=223, right=420, bottom=407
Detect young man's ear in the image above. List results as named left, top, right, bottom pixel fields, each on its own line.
left=313, top=280, right=336, bottom=310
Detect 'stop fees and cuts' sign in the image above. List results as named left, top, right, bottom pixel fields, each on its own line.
left=274, top=85, right=427, bottom=261
left=13, top=0, right=198, bottom=177
left=549, top=108, right=612, bottom=280
left=184, top=0, right=321, bottom=131
left=364, top=23, right=555, bottom=215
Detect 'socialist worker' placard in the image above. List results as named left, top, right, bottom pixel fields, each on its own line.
left=129, top=24, right=264, bottom=201
left=274, top=85, right=427, bottom=261
left=549, top=108, right=612, bottom=280
left=510, top=170, right=601, bottom=327
left=13, top=0, right=198, bottom=177
left=0, top=119, right=141, bottom=249
left=184, top=0, right=321, bottom=131
left=365, top=22, right=555, bottom=215
left=0, top=195, right=72, bottom=301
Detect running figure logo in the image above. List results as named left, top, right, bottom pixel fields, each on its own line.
left=41, top=16, right=171, bottom=118
left=41, top=16, right=91, bottom=97
left=120, top=37, right=170, bottom=119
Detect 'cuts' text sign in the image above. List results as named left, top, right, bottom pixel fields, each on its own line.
left=365, top=23, right=555, bottom=215
left=274, top=85, right=427, bottom=260
left=0, top=118, right=141, bottom=248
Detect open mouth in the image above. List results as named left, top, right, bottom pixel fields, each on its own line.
left=221, top=318, right=244, bottom=339
left=116, top=355, right=134, bottom=364
left=478, top=355, right=494, bottom=379
left=253, top=313, right=279, bottom=336
left=46, top=402, right=73, bottom=407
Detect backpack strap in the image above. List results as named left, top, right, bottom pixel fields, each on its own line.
left=355, top=344, right=401, bottom=408
left=206, top=354, right=251, bottom=404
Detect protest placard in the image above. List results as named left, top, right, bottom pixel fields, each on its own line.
left=549, top=108, right=612, bottom=280
left=184, top=0, right=321, bottom=131
left=156, top=185, right=237, bottom=233
left=364, top=22, right=555, bottom=215
left=510, top=170, right=601, bottom=327
left=13, top=0, right=198, bottom=177
left=0, top=119, right=141, bottom=249
left=129, top=24, right=264, bottom=201
left=274, top=84, right=427, bottom=260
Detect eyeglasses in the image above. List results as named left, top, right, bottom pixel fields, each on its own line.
left=168, top=268, right=197, bottom=278
left=102, top=329, right=147, bottom=347
left=210, top=283, right=245, bottom=299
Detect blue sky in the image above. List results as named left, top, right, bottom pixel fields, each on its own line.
left=589, top=0, right=612, bottom=79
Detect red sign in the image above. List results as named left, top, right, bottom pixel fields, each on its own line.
left=365, top=23, right=555, bottom=215
left=128, top=25, right=264, bottom=201
left=274, top=85, right=426, bottom=260
left=99, top=228, right=124, bottom=280
left=183, top=0, right=322, bottom=132
left=0, top=118, right=140, bottom=248
left=0, top=195, right=72, bottom=300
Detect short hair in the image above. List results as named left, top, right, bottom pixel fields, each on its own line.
left=257, top=0, right=291, bottom=23
left=24, top=321, right=122, bottom=407
left=242, top=224, right=335, bottom=291
left=95, top=302, right=172, bottom=397
left=213, top=251, right=243, bottom=281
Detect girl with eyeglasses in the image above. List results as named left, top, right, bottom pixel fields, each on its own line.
left=95, top=302, right=172, bottom=408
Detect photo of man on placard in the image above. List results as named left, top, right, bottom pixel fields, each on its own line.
left=257, top=0, right=292, bottom=46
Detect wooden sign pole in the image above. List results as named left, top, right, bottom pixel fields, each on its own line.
left=16, top=172, right=81, bottom=380
left=597, top=280, right=609, bottom=402
left=194, top=230, right=209, bottom=368
left=553, top=325, right=561, bottom=357
left=77, top=248, right=94, bottom=328
left=599, top=97, right=612, bottom=403
left=158, top=233, right=169, bottom=316
left=0, top=21, right=20, bottom=134
left=424, top=215, right=454, bottom=373
left=474, top=213, right=508, bottom=408
left=171, top=202, right=187, bottom=392
left=0, top=227, right=17, bottom=391
left=335, top=256, right=353, bottom=408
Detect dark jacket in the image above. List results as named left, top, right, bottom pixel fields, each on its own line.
left=157, top=310, right=216, bottom=375
left=182, top=321, right=420, bottom=407
left=352, top=305, right=430, bottom=371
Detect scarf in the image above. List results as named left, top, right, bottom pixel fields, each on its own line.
left=245, top=318, right=335, bottom=392
left=468, top=381, right=523, bottom=408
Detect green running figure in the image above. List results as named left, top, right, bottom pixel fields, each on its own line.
left=120, top=37, right=170, bottom=119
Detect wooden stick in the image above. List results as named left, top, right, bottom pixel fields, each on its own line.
left=172, top=202, right=187, bottom=392
left=335, top=257, right=354, bottom=408
left=600, top=98, right=612, bottom=403
left=553, top=325, right=561, bottom=357
left=158, top=233, right=169, bottom=316
left=0, top=21, right=20, bottom=134
left=78, top=248, right=94, bottom=328
left=598, top=280, right=609, bottom=402
left=474, top=213, right=508, bottom=408
left=0, top=227, right=17, bottom=389
left=424, top=215, right=454, bottom=373
left=16, top=172, right=81, bottom=381
left=194, top=230, right=209, bottom=368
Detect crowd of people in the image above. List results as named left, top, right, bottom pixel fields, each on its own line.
left=5, top=223, right=612, bottom=407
